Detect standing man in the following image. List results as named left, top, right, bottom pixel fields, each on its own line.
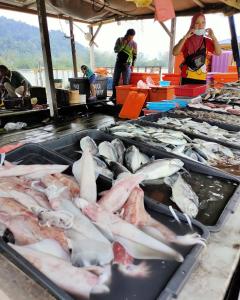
left=110, top=28, right=137, bottom=103
left=0, top=65, right=31, bottom=98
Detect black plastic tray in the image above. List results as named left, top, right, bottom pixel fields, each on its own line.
left=4, top=142, right=209, bottom=300
left=141, top=109, right=240, bottom=132
left=42, top=130, right=240, bottom=231
left=133, top=118, right=240, bottom=151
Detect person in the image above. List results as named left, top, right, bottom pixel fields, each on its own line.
left=0, top=65, right=31, bottom=98
left=81, top=65, right=97, bottom=100
left=173, top=12, right=222, bottom=85
left=110, top=28, right=137, bottom=102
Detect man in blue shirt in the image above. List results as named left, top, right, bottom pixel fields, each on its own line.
left=0, top=65, right=31, bottom=98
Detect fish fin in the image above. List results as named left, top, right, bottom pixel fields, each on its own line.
left=116, top=236, right=183, bottom=262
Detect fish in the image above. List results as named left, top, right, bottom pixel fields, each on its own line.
left=78, top=198, right=184, bottom=262
left=108, top=161, right=130, bottom=179
left=111, top=138, right=126, bottom=164
left=124, top=145, right=150, bottom=173
left=98, top=141, right=118, bottom=162
left=123, top=187, right=205, bottom=246
left=80, top=136, right=99, bottom=155
left=98, top=173, right=145, bottom=212
left=10, top=243, right=110, bottom=299
left=165, top=174, right=199, bottom=218
left=136, top=158, right=184, bottom=180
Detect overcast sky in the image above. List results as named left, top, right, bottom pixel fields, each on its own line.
left=0, top=9, right=239, bottom=59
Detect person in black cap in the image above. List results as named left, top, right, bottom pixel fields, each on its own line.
left=0, top=65, right=31, bottom=98
left=109, top=29, right=137, bottom=103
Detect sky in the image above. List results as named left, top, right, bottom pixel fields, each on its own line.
left=0, top=9, right=239, bottom=59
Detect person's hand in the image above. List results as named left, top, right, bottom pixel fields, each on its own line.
left=206, top=28, right=215, bottom=39
left=183, top=28, right=195, bottom=40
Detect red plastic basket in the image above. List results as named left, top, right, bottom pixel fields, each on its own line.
left=174, top=84, right=207, bottom=97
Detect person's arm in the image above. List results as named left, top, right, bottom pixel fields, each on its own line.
left=172, top=29, right=194, bottom=56
left=206, top=28, right=222, bottom=56
left=132, top=42, right=137, bottom=67
left=114, top=38, right=127, bottom=53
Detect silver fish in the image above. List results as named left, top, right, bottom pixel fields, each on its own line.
left=98, top=141, right=118, bottom=162
left=165, top=174, right=199, bottom=218
left=80, top=136, right=98, bottom=155
left=125, top=146, right=150, bottom=173
left=111, top=138, right=126, bottom=164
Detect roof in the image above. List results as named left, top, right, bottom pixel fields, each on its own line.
left=0, top=0, right=239, bottom=25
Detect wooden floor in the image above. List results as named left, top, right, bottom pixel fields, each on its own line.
left=0, top=112, right=117, bottom=148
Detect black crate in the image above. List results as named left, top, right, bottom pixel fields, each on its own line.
left=5, top=142, right=209, bottom=300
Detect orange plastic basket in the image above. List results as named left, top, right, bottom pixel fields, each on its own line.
left=130, top=87, right=150, bottom=100
left=116, top=85, right=133, bottom=105
left=149, top=86, right=175, bottom=102
left=130, top=73, right=160, bottom=85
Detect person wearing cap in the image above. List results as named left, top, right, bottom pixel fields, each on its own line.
left=109, top=28, right=137, bottom=102
left=173, top=12, right=222, bottom=85
left=0, top=65, right=31, bottom=98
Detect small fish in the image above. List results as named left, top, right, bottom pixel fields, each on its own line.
left=98, top=141, right=118, bottom=162
left=165, top=174, right=199, bottom=218
left=111, top=138, right=126, bottom=164
left=125, top=146, right=150, bottom=173
left=136, top=158, right=184, bottom=180
left=80, top=136, right=98, bottom=155
left=108, top=161, right=130, bottom=179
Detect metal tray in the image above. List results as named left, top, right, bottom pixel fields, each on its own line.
left=141, top=109, right=240, bottom=132
left=133, top=118, right=240, bottom=151
left=42, top=130, right=240, bottom=231
left=5, top=142, right=209, bottom=300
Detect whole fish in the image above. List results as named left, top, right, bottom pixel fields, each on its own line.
left=125, top=146, right=150, bottom=173
left=165, top=174, right=199, bottom=218
left=80, top=136, right=99, bottom=155
left=98, top=141, right=118, bottom=162
left=111, top=138, right=126, bottom=164
left=136, top=158, right=184, bottom=180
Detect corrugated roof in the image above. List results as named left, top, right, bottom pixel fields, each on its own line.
left=0, top=0, right=239, bottom=24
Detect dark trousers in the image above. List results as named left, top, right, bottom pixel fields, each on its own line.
left=112, top=61, right=131, bottom=98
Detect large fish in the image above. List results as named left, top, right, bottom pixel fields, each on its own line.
left=111, top=138, right=126, bottom=164
left=108, top=161, right=130, bottom=179
left=136, top=158, right=184, bottom=180
left=10, top=243, right=110, bottom=299
left=77, top=198, right=184, bottom=262
left=165, top=174, right=199, bottom=218
left=98, top=141, right=118, bottom=162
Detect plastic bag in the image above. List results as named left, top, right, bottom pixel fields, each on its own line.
left=137, top=80, right=148, bottom=89
left=4, top=122, right=27, bottom=131
left=146, top=76, right=157, bottom=87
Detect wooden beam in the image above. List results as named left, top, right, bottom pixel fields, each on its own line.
left=23, top=1, right=35, bottom=8
left=192, top=0, right=204, bottom=8
left=168, top=18, right=176, bottom=73
left=89, top=23, right=102, bottom=46
left=0, top=2, right=89, bottom=24
left=69, top=18, right=78, bottom=77
left=89, top=26, right=95, bottom=71
left=36, top=0, right=58, bottom=119
left=220, top=0, right=240, bottom=10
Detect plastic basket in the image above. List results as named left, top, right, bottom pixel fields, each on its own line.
left=174, top=84, right=207, bottom=97
left=149, top=86, right=175, bottom=101
left=116, top=85, right=133, bottom=105
left=130, top=72, right=160, bottom=85
left=162, top=73, right=181, bottom=85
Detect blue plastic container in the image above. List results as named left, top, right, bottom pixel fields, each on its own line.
left=146, top=101, right=176, bottom=112
left=171, top=99, right=188, bottom=108
left=159, top=80, right=170, bottom=87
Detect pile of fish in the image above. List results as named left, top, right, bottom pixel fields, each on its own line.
left=0, top=152, right=205, bottom=299
left=106, top=123, right=240, bottom=172
left=202, top=87, right=240, bottom=104
left=174, top=109, right=240, bottom=127
left=80, top=136, right=200, bottom=217
left=156, top=116, right=240, bottom=146
left=188, top=102, right=240, bottom=115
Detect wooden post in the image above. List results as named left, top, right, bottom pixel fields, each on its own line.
left=228, top=15, right=240, bottom=80
left=36, top=0, right=58, bottom=119
left=89, top=26, right=95, bottom=70
left=168, top=18, right=176, bottom=73
left=69, top=18, right=78, bottom=78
